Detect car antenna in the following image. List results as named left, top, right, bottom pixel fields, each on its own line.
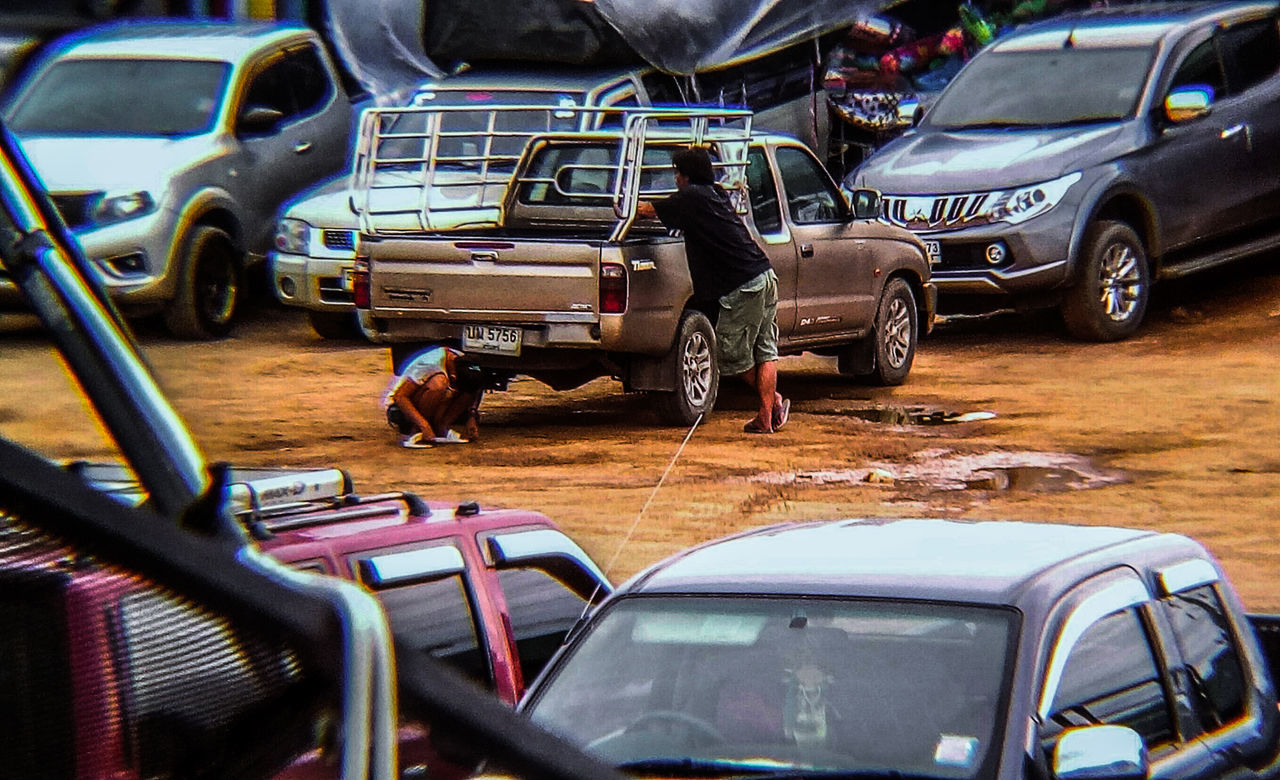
left=582, top=413, right=704, bottom=609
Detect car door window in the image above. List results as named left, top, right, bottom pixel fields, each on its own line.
left=283, top=44, right=332, bottom=117
left=239, top=56, right=296, bottom=132
left=1042, top=607, right=1177, bottom=758
left=1161, top=584, right=1247, bottom=733
left=1219, top=18, right=1280, bottom=95
left=775, top=146, right=843, bottom=224
left=746, top=147, right=782, bottom=234
left=352, top=544, right=493, bottom=689
left=1168, top=39, right=1226, bottom=103
left=496, top=567, right=591, bottom=683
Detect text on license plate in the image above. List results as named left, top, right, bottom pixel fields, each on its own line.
left=923, top=240, right=942, bottom=264
left=463, top=325, right=521, bottom=355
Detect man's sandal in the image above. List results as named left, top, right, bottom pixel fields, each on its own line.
left=743, top=418, right=773, bottom=434
left=773, top=398, right=791, bottom=431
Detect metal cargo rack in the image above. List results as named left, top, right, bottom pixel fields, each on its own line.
left=352, top=104, right=754, bottom=241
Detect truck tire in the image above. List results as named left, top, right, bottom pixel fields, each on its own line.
left=308, top=310, right=360, bottom=340
left=1061, top=220, right=1149, bottom=342
left=842, top=277, right=917, bottom=386
left=163, top=225, right=241, bottom=340
left=651, top=310, right=719, bottom=426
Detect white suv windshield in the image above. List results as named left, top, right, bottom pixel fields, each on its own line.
left=525, top=596, right=1016, bottom=779
left=7, top=58, right=231, bottom=137
left=926, top=46, right=1156, bottom=129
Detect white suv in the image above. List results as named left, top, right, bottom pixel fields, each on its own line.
left=1, top=20, right=355, bottom=338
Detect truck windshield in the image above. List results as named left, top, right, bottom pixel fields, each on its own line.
left=925, top=46, right=1155, bottom=129
left=6, top=58, right=231, bottom=137
left=525, top=595, right=1016, bottom=779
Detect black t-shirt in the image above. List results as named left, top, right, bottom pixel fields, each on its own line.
left=652, top=183, right=772, bottom=302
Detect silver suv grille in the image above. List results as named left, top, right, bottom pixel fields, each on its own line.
left=882, top=192, right=998, bottom=231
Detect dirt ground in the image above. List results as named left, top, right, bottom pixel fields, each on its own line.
left=3, top=256, right=1279, bottom=609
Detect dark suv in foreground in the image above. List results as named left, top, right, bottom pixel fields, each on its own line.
left=849, top=0, right=1280, bottom=340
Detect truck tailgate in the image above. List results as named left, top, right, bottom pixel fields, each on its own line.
left=368, top=236, right=603, bottom=319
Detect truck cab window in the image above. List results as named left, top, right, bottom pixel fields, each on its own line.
left=775, top=146, right=844, bottom=224
left=747, top=147, right=782, bottom=234
left=1161, top=584, right=1248, bottom=733
left=1168, top=39, right=1225, bottom=103
left=285, top=44, right=333, bottom=117
left=1042, top=607, right=1176, bottom=757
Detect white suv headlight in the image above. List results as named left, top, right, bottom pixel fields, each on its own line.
left=992, top=172, right=1081, bottom=225
left=274, top=218, right=310, bottom=255
left=91, top=191, right=156, bottom=226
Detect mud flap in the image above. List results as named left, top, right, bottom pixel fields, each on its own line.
left=625, top=352, right=677, bottom=392
left=839, top=334, right=876, bottom=376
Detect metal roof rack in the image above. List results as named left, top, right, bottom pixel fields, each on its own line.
left=352, top=104, right=754, bottom=241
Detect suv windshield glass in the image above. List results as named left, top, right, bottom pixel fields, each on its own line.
left=926, top=46, right=1155, bottom=128
left=6, top=58, right=231, bottom=136
left=525, top=595, right=1016, bottom=779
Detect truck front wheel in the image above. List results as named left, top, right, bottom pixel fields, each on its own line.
left=1061, top=220, right=1149, bottom=342
left=163, top=225, right=241, bottom=340
left=840, top=277, right=917, bottom=386
left=651, top=310, right=719, bottom=426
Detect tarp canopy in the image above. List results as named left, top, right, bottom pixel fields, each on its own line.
left=325, top=0, right=881, bottom=102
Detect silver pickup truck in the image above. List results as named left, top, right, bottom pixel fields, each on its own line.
left=354, top=106, right=936, bottom=425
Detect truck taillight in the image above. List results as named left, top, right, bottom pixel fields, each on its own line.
left=600, top=262, right=627, bottom=314
left=352, top=256, right=370, bottom=309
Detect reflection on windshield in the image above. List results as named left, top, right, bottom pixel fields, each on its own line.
left=526, top=596, right=1016, bottom=779
left=6, top=59, right=231, bottom=137
left=926, top=46, right=1155, bottom=129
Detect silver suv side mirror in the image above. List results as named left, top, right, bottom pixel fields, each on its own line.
left=1164, top=85, right=1212, bottom=124
left=1053, top=725, right=1148, bottom=780
left=848, top=188, right=882, bottom=221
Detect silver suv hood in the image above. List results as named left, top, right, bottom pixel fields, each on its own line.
left=16, top=135, right=208, bottom=193
left=855, top=123, right=1132, bottom=194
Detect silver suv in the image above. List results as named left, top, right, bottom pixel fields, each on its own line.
left=1, top=21, right=354, bottom=338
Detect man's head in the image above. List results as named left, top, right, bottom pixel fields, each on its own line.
left=671, top=146, right=715, bottom=188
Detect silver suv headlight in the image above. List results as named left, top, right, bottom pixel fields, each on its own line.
left=91, top=190, right=156, bottom=226
left=274, top=218, right=310, bottom=255
left=991, top=172, right=1081, bottom=225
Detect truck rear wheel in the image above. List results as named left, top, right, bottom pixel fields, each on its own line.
left=651, top=311, right=719, bottom=426
left=1061, top=220, right=1149, bottom=342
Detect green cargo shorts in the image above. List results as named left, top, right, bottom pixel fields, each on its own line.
left=716, top=269, right=779, bottom=377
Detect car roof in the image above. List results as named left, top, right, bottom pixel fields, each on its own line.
left=45, top=20, right=313, bottom=63
left=624, top=518, right=1176, bottom=603
left=989, top=0, right=1278, bottom=50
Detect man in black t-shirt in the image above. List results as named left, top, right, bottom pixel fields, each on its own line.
left=638, top=146, right=790, bottom=433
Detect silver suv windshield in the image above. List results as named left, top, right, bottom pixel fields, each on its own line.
left=525, top=595, right=1016, bottom=779
left=6, top=58, right=231, bottom=137
left=926, top=46, right=1156, bottom=129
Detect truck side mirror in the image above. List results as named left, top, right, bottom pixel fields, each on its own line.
left=238, top=105, right=285, bottom=135
left=1053, top=725, right=1148, bottom=780
left=848, top=188, right=882, bottom=221
left=1164, top=85, right=1212, bottom=124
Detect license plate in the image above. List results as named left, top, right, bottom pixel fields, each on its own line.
left=463, top=324, right=522, bottom=355
left=340, top=267, right=354, bottom=292
left=923, top=240, right=942, bottom=265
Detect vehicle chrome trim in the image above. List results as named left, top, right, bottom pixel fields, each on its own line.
left=365, top=545, right=466, bottom=584
left=1157, top=559, right=1219, bottom=596
left=490, top=528, right=611, bottom=588
left=1038, top=576, right=1150, bottom=719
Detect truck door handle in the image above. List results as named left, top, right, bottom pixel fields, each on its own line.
left=1221, top=123, right=1252, bottom=150
left=293, top=140, right=313, bottom=154
left=800, top=243, right=814, bottom=258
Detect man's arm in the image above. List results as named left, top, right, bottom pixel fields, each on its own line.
left=637, top=200, right=658, bottom=220
left=391, top=376, right=443, bottom=439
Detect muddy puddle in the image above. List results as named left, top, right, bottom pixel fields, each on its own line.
left=753, top=449, right=1128, bottom=493
left=815, top=405, right=997, bottom=426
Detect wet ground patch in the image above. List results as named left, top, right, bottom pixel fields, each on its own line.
left=812, top=404, right=997, bottom=426
left=752, top=449, right=1128, bottom=493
